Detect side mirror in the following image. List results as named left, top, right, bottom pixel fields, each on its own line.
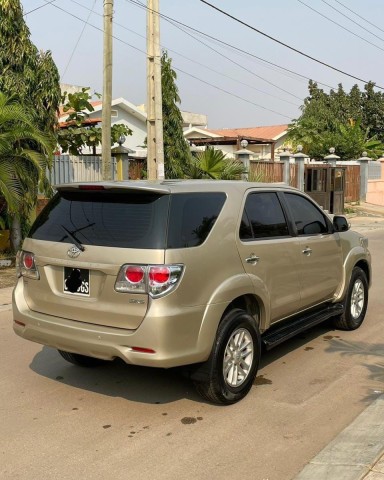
left=333, top=215, right=350, bottom=232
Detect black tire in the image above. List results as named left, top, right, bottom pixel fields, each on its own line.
left=194, top=308, right=261, bottom=405
left=58, top=350, right=106, bottom=367
left=333, top=267, right=368, bottom=330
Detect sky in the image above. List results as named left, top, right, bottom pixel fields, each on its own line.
left=21, top=0, right=384, bottom=129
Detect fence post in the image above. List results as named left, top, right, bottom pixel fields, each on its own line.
left=358, top=152, right=371, bottom=202
left=279, top=149, right=291, bottom=185
left=324, top=147, right=340, bottom=167
left=234, top=140, right=253, bottom=180
left=293, top=145, right=308, bottom=191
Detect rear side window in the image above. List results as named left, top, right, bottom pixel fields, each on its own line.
left=167, top=193, right=226, bottom=248
left=241, top=192, right=289, bottom=240
left=29, top=191, right=169, bottom=249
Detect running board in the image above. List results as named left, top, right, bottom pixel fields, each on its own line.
left=262, top=303, right=344, bottom=350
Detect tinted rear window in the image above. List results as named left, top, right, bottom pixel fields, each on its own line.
left=167, top=192, right=226, bottom=248
left=29, top=190, right=226, bottom=250
left=29, top=191, right=169, bottom=249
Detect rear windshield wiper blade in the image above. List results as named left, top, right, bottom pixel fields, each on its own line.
left=60, top=225, right=85, bottom=251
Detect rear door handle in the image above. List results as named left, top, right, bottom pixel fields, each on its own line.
left=245, top=254, right=260, bottom=264
left=302, top=247, right=312, bottom=256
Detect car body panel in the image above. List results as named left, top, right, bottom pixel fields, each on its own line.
left=13, top=180, right=372, bottom=370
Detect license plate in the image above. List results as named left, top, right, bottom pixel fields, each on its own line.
left=64, top=267, right=90, bottom=296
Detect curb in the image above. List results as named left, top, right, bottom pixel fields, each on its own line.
left=294, top=395, right=384, bottom=480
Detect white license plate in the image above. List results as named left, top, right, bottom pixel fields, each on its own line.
left=64, top=267, right=90, bottom=296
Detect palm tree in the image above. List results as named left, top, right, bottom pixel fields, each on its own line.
left=0, top=91, right=55, bottom=250
left=185, top=146, right=246, bottom=180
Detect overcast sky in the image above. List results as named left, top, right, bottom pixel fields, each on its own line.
left=21, top=0, right=384, bottom=129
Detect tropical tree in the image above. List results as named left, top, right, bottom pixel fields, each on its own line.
left=184, top=147, right=245, bottom=179
left=0, top=0, right=61, bottom=134
left=289, top=81, right=384, bottom=159
left=161, top=50, right=191, bottom=178
left=0, top=92, right=55, bottom=250
left=58, top=88, right=132, bottom=155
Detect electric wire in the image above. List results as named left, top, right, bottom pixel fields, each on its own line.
left=41, top=0, right=294, bottom=120
left=126, top=0, right=334, bottom=90
left=319, top=0, right=384, bottom=43
left=62, top=0, right=97, bottom=80
left=298, top=0, right=384, bottom=52
left=332, top=0, right=384, bottom=35
left=198, top=0, right=384, bottom=90
left=24, top=0, right=56, bottom=16
left=68, top=0, right=300, bottom=105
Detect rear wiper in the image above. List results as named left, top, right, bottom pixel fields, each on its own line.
left=60, top=225, right=85, bottom=251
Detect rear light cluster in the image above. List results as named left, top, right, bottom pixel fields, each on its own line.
left=16, top=251, right=39, bottom=280
left=115, top=264, right=184, bottom=298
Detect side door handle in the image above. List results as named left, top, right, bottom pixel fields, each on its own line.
left=302, top=247, right=312, bottom=256
left=245, top=254, right=260, bottom=265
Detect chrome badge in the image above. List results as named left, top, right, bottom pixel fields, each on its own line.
left=67, top=245, right=81, bottom=259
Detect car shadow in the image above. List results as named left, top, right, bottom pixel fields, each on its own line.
left=29, top=322, right=338, bottom=404
left=29, top=346, right=204, bottom=405
left=259, top=321, right=334, bottom=369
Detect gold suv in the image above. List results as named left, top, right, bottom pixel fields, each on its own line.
left=13, top=180, right=371, bottom=404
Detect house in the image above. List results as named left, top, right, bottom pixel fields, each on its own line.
left=59, top=97, right=207, bottom=158
left=183, top=124, right=290, bottom=161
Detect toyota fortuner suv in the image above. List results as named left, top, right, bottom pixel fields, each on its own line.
left=13, top=180, right=371, bottom=404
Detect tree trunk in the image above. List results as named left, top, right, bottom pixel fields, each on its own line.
left=10, top=216, right=22, bottom=252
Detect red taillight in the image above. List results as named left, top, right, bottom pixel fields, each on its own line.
left=131, top=347, right=156, bottom=354
left=79, top=185, right=105, bottom=190
left=23, top=253, right=34, bottom=270
left=149, top=267, right=170, bottom=284
left=125, top=266, right=144, bottom=283
left=115, top=264, right=183, bottom=297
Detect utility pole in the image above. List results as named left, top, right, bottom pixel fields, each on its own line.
left=102, top=0, right=113, bottom=181
left=146, top=0, right=164, bottom=180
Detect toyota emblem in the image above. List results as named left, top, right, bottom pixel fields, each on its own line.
left=67, top=245, right=81, bottom=258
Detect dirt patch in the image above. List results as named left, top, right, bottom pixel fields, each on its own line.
left=0, top=267, right=17, bottom=288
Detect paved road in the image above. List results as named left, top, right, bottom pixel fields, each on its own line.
left=1, top=225, right=384, bottom=480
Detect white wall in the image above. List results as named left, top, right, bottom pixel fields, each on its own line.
left=88, top=107, right=147, bottom=154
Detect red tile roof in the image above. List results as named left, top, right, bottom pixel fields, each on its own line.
left=206, top=124, right=288, bottom=141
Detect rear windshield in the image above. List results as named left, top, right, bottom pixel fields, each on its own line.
left=29, top=191, right=169, bottom=249
left=29, top=190, right=226, bottom=249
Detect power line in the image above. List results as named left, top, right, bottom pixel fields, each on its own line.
left=62, top=0, right=97, bottom=80
left=175, top=67, right=293, bottom=120
left=332, top=0, right=384, bottom=35
left=126, top=0, right=334, bottom=90
left=24, top=0, right=56, bottom=16
left=158, top=12, right=302, bottom=101
left=69, top=0, right=300, bottom=105
left=198, top=0, right=384, bottom=90
left=41, top=0, right=294, bottom=121
left=298, top=0, right=384, bottom=52
left=319, top=0, right=384, bottom=44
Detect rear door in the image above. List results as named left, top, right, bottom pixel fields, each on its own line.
left=23, top=188, right=169, bottom=329
left=236, top=191, right=302, bottom=322
left=283, top=192, right=342, bottom=309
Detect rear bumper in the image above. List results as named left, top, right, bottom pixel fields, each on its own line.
left=12, top=280, right=214, bottom=368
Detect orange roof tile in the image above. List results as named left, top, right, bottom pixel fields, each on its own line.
left=206, top=124, right=288, bottom=141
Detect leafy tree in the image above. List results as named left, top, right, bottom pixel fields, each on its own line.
left=289, top=81, right=384, bottom=159
left=0, top=0, right=61, bottom=134
left=58, top=88, right=132, bottom=155
left=161, top=50, right=191, bottom=178
left=0, top=92, right=55, bottom=250
left=184, top=146, right=245, bottom=179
